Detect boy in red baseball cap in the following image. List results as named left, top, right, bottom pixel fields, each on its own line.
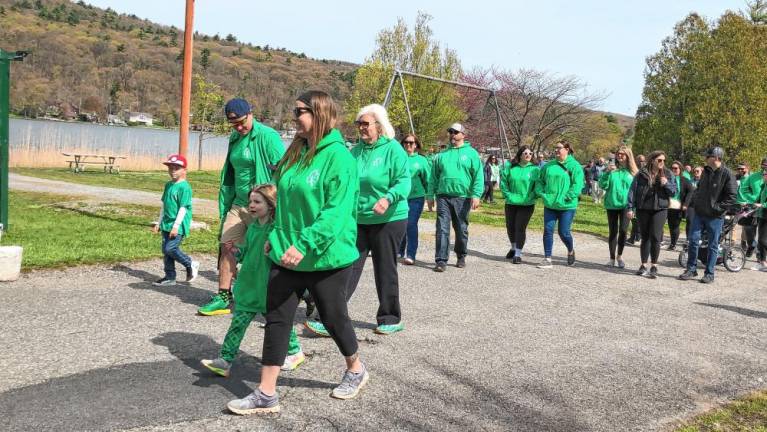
left=152, top=154, right=199, bottom=286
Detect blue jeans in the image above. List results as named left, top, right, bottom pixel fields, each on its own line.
left=162, top=231, right=192, bottom=280
left=435, top=196, right=472, bottom=264
left=543, top=208, right=575, bottom=257
left=399, top=197, right=425, bottom=260
left=686, top=215, right=724, bottom=277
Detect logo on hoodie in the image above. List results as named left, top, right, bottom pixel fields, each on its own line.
left=306, top=169, right=320, bottom=187
left=461, top=155, right=468, bottom=162
left=243, top=146, right=251, bottom=159
left=372, top=157, right=384, bottom=167
left=413, top=163, right=420, bottom=170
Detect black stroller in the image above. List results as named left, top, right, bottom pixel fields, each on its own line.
left=677, top=204, right=758, bottom=272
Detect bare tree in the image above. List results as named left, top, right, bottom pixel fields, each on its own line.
left=462, top=68, right=606, bottom=158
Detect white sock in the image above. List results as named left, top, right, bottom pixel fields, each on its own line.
left=515, top=248, right=522, bottom=257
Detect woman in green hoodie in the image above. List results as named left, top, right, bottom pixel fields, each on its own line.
left=226, top=91, right=367, bottom=415
left=306, top=104, right=410, bottom=337
left=398, top=133, right=430, bottom=265
left=535, top=141, right=584, bottom=268
left=598, top=145, right=638, bottom=268
left=500, top=145, right=539, bottom=264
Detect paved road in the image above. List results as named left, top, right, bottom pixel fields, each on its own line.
left=1, top=217, right=765, bottom=431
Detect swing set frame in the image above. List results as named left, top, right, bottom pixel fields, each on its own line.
left=381, top=69, right=512, bottom=159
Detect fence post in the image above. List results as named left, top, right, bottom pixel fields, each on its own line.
left=0, top=49, right=28, bottom=232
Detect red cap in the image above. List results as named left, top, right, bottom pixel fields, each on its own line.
left=162, top=154, right=187, bottom=168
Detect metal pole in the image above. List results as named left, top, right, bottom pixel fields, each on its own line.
left=397, top=71, right=415, bottom=134
left=490, top=91, right=512, bottom=160
left=397, top=70, right=491, bottom=92
left=0, top=49, right=26, bottom=232
left=0, top=51, right=9, bottom=232
left=382, top=70, right=398, bottom=108
left=178, top=0, right=194, bottom=157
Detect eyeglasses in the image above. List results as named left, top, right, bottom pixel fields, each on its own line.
left=402, top=140, right=416, bottom=145
left=293, top=107, right=312, bottom=118
left=355, top=120, right=377, bottom=128
left=447, top=129, right=462, bottom=135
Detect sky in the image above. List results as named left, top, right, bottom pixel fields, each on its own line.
left=84, top=0, right=746, bottom=116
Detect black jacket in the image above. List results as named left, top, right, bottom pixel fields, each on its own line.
left=692, top=165, right=737, bottom=218
left=627, top=167, right=677, bottom=211
left=676, top=176, right=695, bottom=209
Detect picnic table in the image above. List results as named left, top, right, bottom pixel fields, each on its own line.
left=62, top=153, right=126, bottom=174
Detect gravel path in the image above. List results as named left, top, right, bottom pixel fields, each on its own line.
left=9, top=173, right=218, bottom=217
left=3, top=174, right=766, bottom=431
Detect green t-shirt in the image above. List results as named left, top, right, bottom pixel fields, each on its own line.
left=160, top=179, right=193, bottom=236
left=229, top=138, right=256, bottom=208
left=233, top=220, right=271, bottom=313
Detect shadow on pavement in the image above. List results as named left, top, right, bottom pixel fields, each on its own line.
left=694, top=302, right=767, bottom=319
left=377, top=360, right=589, bottom=431
left=0, top=331, right=332, bottom=432
left=111, top=264, right=212, bottom=307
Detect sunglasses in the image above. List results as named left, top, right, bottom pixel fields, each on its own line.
left=293, top=107, right=312, bottom=118
left=402, top=140, right=416, bottom=145
left=355, top=120, right=377, bottom=128
left=522, top=151, right=533, bottom=156
left=655, top=158, right=665, bottom=163
left=447, top=129, right=462, bottom=135
left=228, top=115, right=248, bottom=128
left=554, top=146, right=565, bottom=151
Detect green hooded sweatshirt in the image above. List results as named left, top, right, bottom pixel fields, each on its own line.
left=535, top=155, right=584, bottom=210
left=350, top=136, right=411, bottom=224
left=232, top=220, right=271, bottom=313
left=427, top=142, right=484, bottom=198
left=407, top=153, right=431, bottom=199
left=736, top=171, right=764, bottom=204
left=598, top=168, right=634, bottom=210
left=499, top=161, right=539, bottom=206
left=218, top=120, right=285, bottom=221
left=268, top=129, right=359, bottom=272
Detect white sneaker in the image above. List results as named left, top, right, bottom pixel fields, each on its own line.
left=281, top=351, right=306, bottom=371
left=186, top=260, right=200, bottom=283
left=751, top=263, right=767, bottom=272
left=606, top=259, right=616, bottom=267
left=537, top=258, right=553, bottom=269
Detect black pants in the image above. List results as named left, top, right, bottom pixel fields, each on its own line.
left=667, top=209, right=684, bottom=247
left=504, top=204, right=535, bottom=250
left=482, top=181, right=497, bottom=202
left=263, top=265, right=357, bottom=366
left=757, top=217, right=767, bottom=260
left=741, top=225, right=757, bottom=251
left=628, top=217, right=641, bottom=242
left=637, top=209, right=667, bottom=264
left=606, top=209, right=630, bottom=259
left=345, top=220, right=407, bottom=325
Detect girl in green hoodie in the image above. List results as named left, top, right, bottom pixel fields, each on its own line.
left=598, top=145, right=638, bottom=268
left=535, top=141, right=584, bottom=268
left=500, top=145, right=539, bottom=264
left=226, top=91, right=367, bottom=416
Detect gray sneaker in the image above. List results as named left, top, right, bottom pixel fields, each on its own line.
left=331, top=364, right=369, bottom=400
left=152, top=277, right=175, bottom=286
left=537, top=258, right=553, bottom=269
left=227, top=389, right=280, bottom=415
left=201, top=357, right=231, bottom=377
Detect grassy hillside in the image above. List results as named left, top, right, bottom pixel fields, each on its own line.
left=0, top=0, right=357, bottom=128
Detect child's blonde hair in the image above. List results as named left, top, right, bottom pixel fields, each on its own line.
left=250, top=184, right=277, bottom=221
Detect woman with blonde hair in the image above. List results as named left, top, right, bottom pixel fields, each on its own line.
left=306, top=103, right=410, bottom=337
left=598, top=145, right=638, bottom=268
left=226, top=90, right=367, bottom=415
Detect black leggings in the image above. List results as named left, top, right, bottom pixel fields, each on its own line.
left=263, top=265, right=357, bottom=366
left=345, top=220, right=407, bottom=325
left=667, top=209, right=684, bottom=247
left=504, top=204, right=535, bottom=250
left=606, top=209, right=630, bottom=259
left=637, top=209, right=667, bottom=264
left=758, top=217, right=767, bottom=260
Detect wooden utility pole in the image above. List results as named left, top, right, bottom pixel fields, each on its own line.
left=178, top=0, right=194, bottom=157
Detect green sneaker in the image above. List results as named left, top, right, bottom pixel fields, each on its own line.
left=304, top=320, right=330, bottom=337
left=197, top=292, right=232, bottom=316
left=374, top=322, right=404, bottom=335
left=201, top=357, right=231, bottom=377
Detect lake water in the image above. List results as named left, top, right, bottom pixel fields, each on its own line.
left=8, top=118, right=291, bottom=169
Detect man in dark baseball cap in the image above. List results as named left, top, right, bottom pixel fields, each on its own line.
left=224, top=98, right=253, bottom=136
left=680, top=146, right=737, bottom=284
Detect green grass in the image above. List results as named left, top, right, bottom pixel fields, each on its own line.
left=2, top=190, right=220, bottom=270
left=674, top=391, right=767, bottom=432
left=422, top=194, right=612, bottom=238
left=12, top=167, right=222, bottom=200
